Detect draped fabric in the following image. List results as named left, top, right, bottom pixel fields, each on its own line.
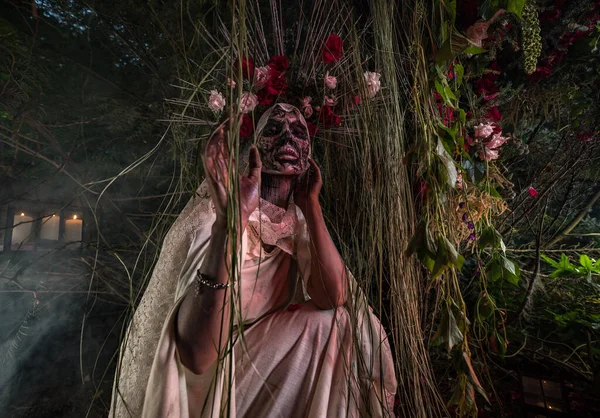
left=110, top=182, right=396, bottom=418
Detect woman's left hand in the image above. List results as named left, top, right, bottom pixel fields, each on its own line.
left=294, top=158, right=322, bottom=213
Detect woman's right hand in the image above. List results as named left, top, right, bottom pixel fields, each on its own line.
left=202, top=120, right=262, bottom=228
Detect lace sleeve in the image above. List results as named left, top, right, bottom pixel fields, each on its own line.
left=110, top=181, right=215, bottom=418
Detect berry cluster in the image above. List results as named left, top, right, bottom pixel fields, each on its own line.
left=522, top=3, right=542, bottom=75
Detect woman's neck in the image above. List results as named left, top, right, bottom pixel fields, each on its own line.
left=260, top=173, right=295, bottom=209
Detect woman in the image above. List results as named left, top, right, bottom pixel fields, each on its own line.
left=123, top=104, right=396, bottom=417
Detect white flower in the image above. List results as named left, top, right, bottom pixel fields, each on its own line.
left=253, top=66, right=270, bottom=89
left=324, top=72, right=337, bottom=89
left=239, top=92, right=259, bottom=113
left=323, top=95, right=337, bottom=107
left=208, top=90, right=226, bottom=112
left=301, top=96, right=313, bottom=118
left=364, top=71, right=381, bottom=98
left=474, top=122, right=494, bottom=139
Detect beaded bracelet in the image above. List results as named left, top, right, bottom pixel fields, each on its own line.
left=195, top=270, right=230, bottom=294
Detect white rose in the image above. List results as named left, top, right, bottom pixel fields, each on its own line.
left=364, top=71, right=381, bottom=98
left=324, top=72, right=337, bottom=89
left=208, top=90, right=226, bottom=112
left=253, top=66, right=270, bottom=89
left=239, top=92, right=259, bottom=113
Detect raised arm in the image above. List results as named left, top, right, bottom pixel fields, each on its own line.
left=294, top=159, right=348, bottom=310
left=176, top=124, right=261, bottom=374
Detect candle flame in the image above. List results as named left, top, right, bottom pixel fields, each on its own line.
left=21, top=212, right=25, bottom=216
left=73, top=215, right=77, bottom=220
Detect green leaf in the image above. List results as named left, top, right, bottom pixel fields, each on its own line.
left=432, top=237, right=450, bottom=279
left=476, top=294, right=495, bottom=320
left=501, top=256, right=520, bottom=285
left=464, top=45, right=487, bottom=55
left=580, top=254, right=593, bottom=271
left=431, top=307, right=464, bottom=352
left=457, top=108, right=466, bottom=124
left=435, top=31, right=474, bottom=63
left=437, top=139, right=458, bottom=187
left=454, top=63, right=464, bottom=87
left=444, top=84, right=457, bottom=103
left=486, top=259, right=502, bottom=282
left=559, top=253, right=572, bottom=270
left=434, top=80, right=455, bottom=107
left=507, top=0, right=526, bottom=18
left=541, top=254, right=560, bottom=269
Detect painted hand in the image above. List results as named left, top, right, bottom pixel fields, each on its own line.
left=202, top=120, right=262, bottom=227
left=294, top=158, right=322, bottom=213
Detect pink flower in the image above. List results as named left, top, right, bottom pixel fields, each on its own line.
left=456, top=170, right=464, bottom=189
left=323, top=95, right=337, bottom=107
left=253, top=66, right=270, bottom=89
left=528, top=187, right=539, bottom=197
left=474, top=122, right=494, bottom=139
left=465, top=9, right=505, bottom=47
left=479, top=147, right=499, bottom=161
left=227, top=78, right=236, bottom=88
left=485, top=133, right=508, bottom=149
left=364, top=71, right=381, bottom=98
left=301, top=96, right=313, bottom=118
left=208, top=90, right=226, bottom=112
left=466, top=21, right=490, bottom=47
left=239, top=92, right=258, bottom=113
left=324, top=71, right=337, bottom=89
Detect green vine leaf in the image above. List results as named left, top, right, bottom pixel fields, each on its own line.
left=507, top=0, right=526, bottom=19
left=437, top=139, right=458, bottom=187
left=431, top=307, right=464, bottom=352
left=454, top=63, right=464, bottom=87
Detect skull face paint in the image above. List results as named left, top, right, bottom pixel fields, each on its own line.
left=255, top=104, right=311, bottom=176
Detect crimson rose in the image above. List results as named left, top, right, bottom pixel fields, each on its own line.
left=318, top=106, right=341, bottom=127
left=240, top=114, right=254, bottom=138
left=239, top=56, right=254, bottom=80
left=322, top=34, right=343, bottom=64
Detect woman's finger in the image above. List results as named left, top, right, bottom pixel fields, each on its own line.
left=308, top=158, right=322, bottom=184
left=247, top=145, right=262, bottom=183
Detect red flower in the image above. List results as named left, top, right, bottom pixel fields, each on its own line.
left=239, top=114, right=254, bottom=138
left=265, top=70, right=288, bottom=96
left=474, top=76, right=499, bottom=96
left=256, top=88, right=275, bottom=105
left=318, top=106, right=341, bottom=128
left=576, top=131, right=594, bottom=142
left=491, top=122, right=502, bottom=135
left=306, top=121, right=319, bottom=137
left=322, top=34, right=343, bottom=64
left=528, top=66, right=553, bottom=81
left=268, top=55, right=289, bottom=72
left=238, top=56, right=254, bottom=80
left=465, top=135, right=475, bottom=152
left=486, top=106, right=502, bottom=122
left=528, top=187, right=539, bottom=197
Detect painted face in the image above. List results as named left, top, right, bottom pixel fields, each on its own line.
left=256, top=104, right=311, bottom=175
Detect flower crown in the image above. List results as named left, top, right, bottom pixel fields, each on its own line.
left=207, top=34, right=382, bottom=139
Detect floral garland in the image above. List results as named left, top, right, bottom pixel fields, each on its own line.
left=206, top=34, right=382, bottom=139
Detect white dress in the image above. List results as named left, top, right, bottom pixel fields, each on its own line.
left=110, top=182, right=396, bottom=418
